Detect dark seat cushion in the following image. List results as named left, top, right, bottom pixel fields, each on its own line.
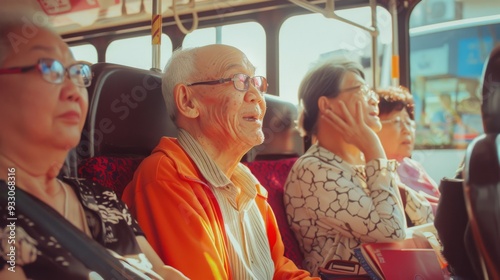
left=434, top=178, right=482, bottom=279
left=464, top=134, right=500, bottom=279
left=244, top=157, right=305, bottom=269
left=76, top=63, right=177, bottom=162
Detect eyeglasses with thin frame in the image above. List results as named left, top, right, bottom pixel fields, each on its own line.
left=0, top=58, right=93, bottom=87
left=186, top=73, right=268, bottom=94
left=340, top=84, right=379, bottom=102
left=381, top=116, right=416, bottom=130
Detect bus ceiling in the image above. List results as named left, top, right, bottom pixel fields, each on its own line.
left=37, top=0, right=420, bottom=36
left=35, top=0, right=422, bottom=79
left=39, top=0, right=281, bottom=36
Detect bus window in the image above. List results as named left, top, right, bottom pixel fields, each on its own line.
left=183, top=21, right=266, bottom=77
left=106, top=34, right=173, bottom=70
left=410, top=1, right=500, bottom=151
left=409, top=0, right=500, bottom=181
left=70, top=44, right=98, bottom=64
left=279, top=6, right=392, bottom=105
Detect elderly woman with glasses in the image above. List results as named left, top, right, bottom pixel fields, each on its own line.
left=283, top=60, right=434, bottom=276
left=0, top=6, right=187, bottom=280
left=376, top=87, right=440, bottom=200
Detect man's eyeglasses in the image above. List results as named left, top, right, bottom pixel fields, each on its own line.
left=381, top=116, right=416, bottom=130
left=0, top=58, right=93, bottom=87
left=340, top=84, right=379, bottom=102
left=187, top=73, right=268, bottom=93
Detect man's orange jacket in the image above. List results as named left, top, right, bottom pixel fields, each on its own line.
left=122, top=137, right=315, bottom=280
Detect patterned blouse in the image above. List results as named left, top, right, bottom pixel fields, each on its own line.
left=0, top=177, right=156, bottom=279
left=284, top=144, right=434, bottom=276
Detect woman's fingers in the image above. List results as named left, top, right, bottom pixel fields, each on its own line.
left=321, top=100, right=375, bottom=148
left=355, top=101, right=365, bottom=124
left=338, top=101, right=355, bottom=125
left=322, top=101, right=355, bottom=129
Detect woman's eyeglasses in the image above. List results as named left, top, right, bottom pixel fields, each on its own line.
left=187, top=73, right=268, bottom=93
left=381, top=116, right=416, bottom=130
left=340, top=84, right=379, bottom=102
left=0, top=58, right=93, bottom=87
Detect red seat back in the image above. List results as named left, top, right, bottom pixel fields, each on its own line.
left=74, top=63, right=176, bottom=197
left=245, top=158, right=305, bottom=269
left=78, top=156, right=143, bottom=198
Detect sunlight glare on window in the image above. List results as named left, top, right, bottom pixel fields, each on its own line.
left=70, top=44, right=98, bottom=64
left=183, top=22, right=266, bottom=77
left=106, top=34, right=173, bottom=70
left=279, top=7, right=392, bottom=105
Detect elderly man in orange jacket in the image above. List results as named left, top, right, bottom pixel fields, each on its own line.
left=122, top=44, right=317, bottom=280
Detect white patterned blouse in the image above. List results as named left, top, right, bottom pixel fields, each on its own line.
left=284, top=144, right=434, bottom=276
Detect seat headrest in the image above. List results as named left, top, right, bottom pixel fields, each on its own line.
left=245, top=94, right=304, bottom=161
left=481, top=45, right=500, bottom=134
left=76, top=63, right=303, bottom=162
left=76, top=63, right=177, bottom=160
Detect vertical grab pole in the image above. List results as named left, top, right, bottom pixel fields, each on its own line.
left=370, top=0, right=379, bottom=90
left=390, top=0, right=400, bottom=86
left=151, top=0, right=162, bottom=72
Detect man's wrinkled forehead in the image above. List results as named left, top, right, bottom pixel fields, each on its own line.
left=196, top=45, right=255, bottom=77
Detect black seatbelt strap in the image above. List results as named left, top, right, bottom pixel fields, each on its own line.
left=0, top=180, right=138, bottom=279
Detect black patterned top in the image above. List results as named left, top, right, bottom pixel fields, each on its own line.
left=284, top=144, right=434, bottom=276
left=0, top=177, right=154, bottom=279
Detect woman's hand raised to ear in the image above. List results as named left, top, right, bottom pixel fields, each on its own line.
left=321, top=100, right=386, bottom=163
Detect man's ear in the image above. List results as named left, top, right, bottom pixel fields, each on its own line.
left=174, top=84, right=199, bottom=119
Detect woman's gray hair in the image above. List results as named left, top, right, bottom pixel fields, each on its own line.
left=162, top=47, right=199, bottom=124
left=297, top=59, right=365, bottom=137
left=0, top=4, right=54, bottom=67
